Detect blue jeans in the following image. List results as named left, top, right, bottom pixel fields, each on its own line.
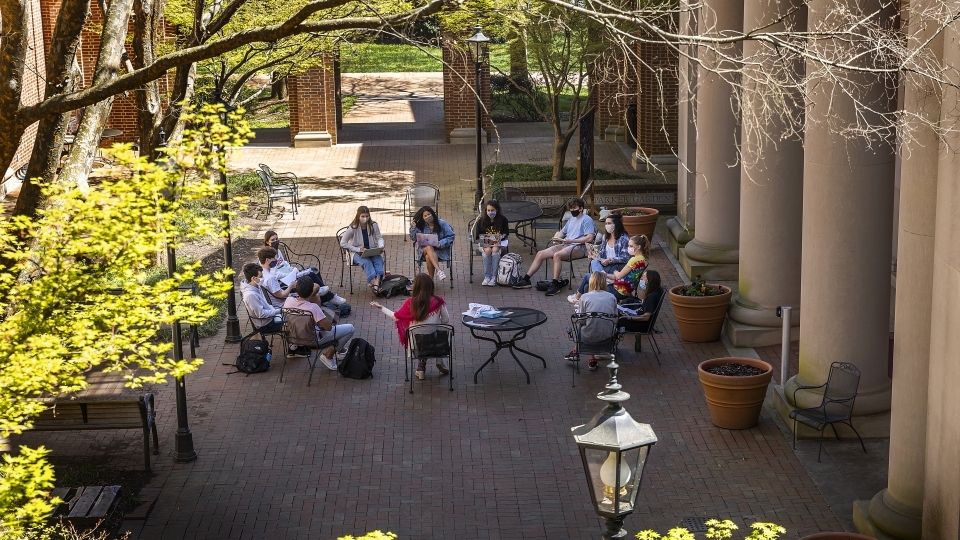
left=353, top=253, right=385, bottom=283
left=479, top=245, right=503, bottom=279
left=578, top=261, right=625, bottom=294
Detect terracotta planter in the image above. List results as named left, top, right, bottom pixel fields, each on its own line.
left=612, top=207, right=659, bottom=240
left=698, top=357, right=773, bottom=429
left=669, top=285, right=732, bottom=342
left=799, top=534, right=875, bottom=540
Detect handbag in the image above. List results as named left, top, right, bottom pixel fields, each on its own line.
left=414, top=330, right=450, bottom=357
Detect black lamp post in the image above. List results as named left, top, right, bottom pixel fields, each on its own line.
left=572, top=356, right=658, bottom=539
left=213, top=89, right=242, bottom=344
left=160, top=132, right=198, bottom=464
left=466, top=24, right=490, bottom=206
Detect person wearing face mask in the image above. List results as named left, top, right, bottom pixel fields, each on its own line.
left=410, top=205, right=456, bottom=281
left=262, top=232, right=349, bottom=308
left=617, top=270, right=664, bottom=335
left=257, top=246, right=344, bottom=310
left=567, top=213, right=630, bottom=304
left=241, top=262, right=313, bottom=357
left=608, top=235, right=651, bottom=300
left=340, top=206, right=386, bottom=293
left=473, top=199, right=510, bottom=286
left=512, top=198, right=596, bottom=296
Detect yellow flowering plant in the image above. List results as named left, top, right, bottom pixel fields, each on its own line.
left=637, top=520, right=786, bottom=540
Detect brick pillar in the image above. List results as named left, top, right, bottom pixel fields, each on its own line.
left=442, top=32, right=491, bottom=144
left=590, top=49, right=635, bottom=141
left=634, top=31, right=679, bottom=170
left=288, top=53, right=338, bottom=147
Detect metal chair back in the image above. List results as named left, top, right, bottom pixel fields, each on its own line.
left=404, top=323, right=455, bottom=394
left=282, top=308, right=320, bottom=349
left=822, top=362, right=861, bottom=421
left=567, top=312, right=619, bottom=386
left=277, top=241, right=321, bottom=271
left=406, top=183, right=441, bottom=213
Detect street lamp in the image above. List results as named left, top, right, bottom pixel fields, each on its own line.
left=572, top=356, right=658, bottom=539
left=465, top=24, right=490, bottom=206
left=159, top=133, right=198, bottom=464
left=213, top=89, right=242, bottom=344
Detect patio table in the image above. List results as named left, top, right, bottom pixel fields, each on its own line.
left=463, top=306, right=548, bottom=384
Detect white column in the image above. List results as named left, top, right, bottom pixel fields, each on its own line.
left=678, top=0, right=742, bottom=281
left=666, top=2, right=698, bottom=258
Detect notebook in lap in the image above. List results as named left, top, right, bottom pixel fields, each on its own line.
left=359, top=247, right=383, bottom=258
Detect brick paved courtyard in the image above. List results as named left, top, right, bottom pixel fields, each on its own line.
left=12, top=85, right=873, bottom=539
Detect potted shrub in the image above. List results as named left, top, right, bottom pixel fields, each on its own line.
left=611, top=207, right=659, bottom=240
left=698, top=357, right=774, bottom=429
left=669, top=275, right=732, bottom=342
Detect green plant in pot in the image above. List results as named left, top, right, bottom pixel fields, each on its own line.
left=669, top=275, right=733, bottom=342
left=611, top=207, right=659, bottom=239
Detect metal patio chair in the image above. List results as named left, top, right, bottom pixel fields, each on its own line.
left=789, top=361, right=867, bottom=462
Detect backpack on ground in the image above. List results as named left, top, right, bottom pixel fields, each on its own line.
left=497, top=252, right=523, bottom=286
left=226, top=332, right=271, bottom=375
left=378, top=275, right=411, bottom=298
left=338, top=338, right=377, bottom=379
left=322, top=301, right=351, bottom=318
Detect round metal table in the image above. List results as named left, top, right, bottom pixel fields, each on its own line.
left=463, top=307, right=548, bottom=384
left=498, top=200, right=542, bottom=250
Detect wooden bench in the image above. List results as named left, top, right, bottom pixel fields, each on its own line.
left=50, top=485, right=121, bottom=529
left=29, top=394, right=159, bottom=471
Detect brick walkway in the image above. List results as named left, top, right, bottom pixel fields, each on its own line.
left=13, top=109, right=849, bottom=539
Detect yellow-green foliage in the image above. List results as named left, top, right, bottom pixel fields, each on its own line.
left=0, top=105, right=250, bottom=535
left=338, top=532, right=398, bottom=540
left=637, top=521, right=785, bottom=540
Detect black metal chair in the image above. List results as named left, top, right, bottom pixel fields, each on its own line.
left=280, top=308, right=342, bottom=386
left=259, top=163, right=300, bottom=204
left=789, top=362, right=867, bottom=462
left=566, top=312, right=620, bottom=387
left=241, top=300, right=287, bottom=354
left=277, top=241, right=321, bottom=271
left=404, top=323, right=455, bottom=394
left=402, top=183, right=440, bottom=241
left=616, top=280, right=665, bottom=366
left=335, top=226, right=365, bottom=295
left=256, top=169, right=298, bottom=219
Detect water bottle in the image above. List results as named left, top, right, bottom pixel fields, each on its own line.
left=265, top=352, right=272, bottom=364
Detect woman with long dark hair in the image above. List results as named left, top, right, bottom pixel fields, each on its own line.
left=617, top=269, right=664, bottom=333
left=409, top=205, right=455, bottom=281
left=473, top=199, right=509, bottom=286
left=340, top=205, right=386, bottom=293
left=370, top=273, right=451, bottom=380
left=568, top=213, right=630, bottom=303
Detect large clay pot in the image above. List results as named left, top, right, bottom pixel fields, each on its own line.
left=612, top=207, right=659, bottom=240
left=799, top=534, right=875, bottom=540
left=669, top=285, right=732, bottom=342
left=698, top=357, right=773, bottom=429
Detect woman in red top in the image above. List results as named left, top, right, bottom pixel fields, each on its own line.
left=370, top=273, right=451, bottom=380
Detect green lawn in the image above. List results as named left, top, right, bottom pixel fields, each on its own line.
left=340, top=43, right=510, bottom=73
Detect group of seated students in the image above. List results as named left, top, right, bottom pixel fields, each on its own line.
left=240, top=231, right=354, bottom=371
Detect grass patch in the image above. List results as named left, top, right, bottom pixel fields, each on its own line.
left=490, top=88, right=589, bottom=122
left=342, top=94, right=357, bottom=116
left=246, top=101, right=289, bottom=129
left=483, top=163, right=641, bottom=187
left=340, top=43, right=510, bottom=73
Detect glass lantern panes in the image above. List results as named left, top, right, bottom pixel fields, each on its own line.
left=579, top=445, right=651, bottom=517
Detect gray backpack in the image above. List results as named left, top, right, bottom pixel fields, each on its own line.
left=496, top=253, right=523, bottom=286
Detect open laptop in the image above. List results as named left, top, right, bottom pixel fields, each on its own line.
left=359, top=247, right=384, bottom=258
left=416, top=233, right=440, bottom=247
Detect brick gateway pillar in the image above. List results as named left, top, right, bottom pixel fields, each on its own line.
left=634, top=32, right=679, bottom=171
left=442, top=32, right=491, bottom=144
left=288, top=53, right=338, bottom=147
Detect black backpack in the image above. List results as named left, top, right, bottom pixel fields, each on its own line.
left=322, top=301, right=351, bottom=318
left=378, top=275, right=411, bottom=298
left=226, top=332, right=271, bottom=375
left=337, top=338, right=376, bottom=379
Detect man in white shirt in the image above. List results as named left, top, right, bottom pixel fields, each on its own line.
left=257, top=246, right=346, bottom=309
left=513, top=198, right=596, bottom=296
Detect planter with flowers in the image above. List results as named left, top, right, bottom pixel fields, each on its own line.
left=698, top=358, right=773, bottom=429
left=669, top=275, right=732, bottom=342
left=612, top=207, right=659, bottom=240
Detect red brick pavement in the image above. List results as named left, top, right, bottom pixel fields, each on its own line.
left=14, top=141, right=843, bottom=539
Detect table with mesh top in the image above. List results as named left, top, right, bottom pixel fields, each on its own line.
left=499, top=200, right=543, bottom=251
left=462, top=307, right=548, bottom=384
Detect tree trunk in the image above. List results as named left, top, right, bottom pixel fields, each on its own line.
left=0, top=0, right=29, bottom=176
left=271, top=74, right=288, bottom=100
left=134, top=0, right=166, bottom=160
left=14, top=0, right=90, bottom=219
left=59, top=0, right=135, bottom=189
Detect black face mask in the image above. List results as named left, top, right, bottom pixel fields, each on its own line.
left=269, top=260, right=278, bottom=269
left=570, top=209, right=581, bottom=217
left=270, top=240, right=279, bottom=248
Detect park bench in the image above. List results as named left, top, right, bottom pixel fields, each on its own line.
left=28, top=394, right=159, bottom=471
left=50, top=485, right=121, bottom=530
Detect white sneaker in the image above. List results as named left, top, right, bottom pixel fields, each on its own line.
left=435, top=269, right=447, bottom=281
left=567, top=294, right=579, bottom=304
left=436, top=358, right=449, bottom=374
left=319, top=353, right=337, bottom=371
left=486, top=277, right=498, bottom=286
left=415, top=370, right=425, bottom=380
left=330, top=295, right=347, bottom=305
left=481, top=277, right=492, bottom=286
left=317, top=286, right=330, bottom=296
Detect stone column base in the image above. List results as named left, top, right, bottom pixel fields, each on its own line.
left=665, top=217, right=694, bottom=258
left=293, top=131, right=332, bottom=148
left=773, top=385, right=891, bottom=438
left=723, top=318, right=800, bottom=347
left=853, top=490, right=923, bottom=540
left=604, top=125, right=627, bottom=141
left=632, top=152, right=679, bottom=172
left=450, top=128, right=487, bottom=145
left=679, top=244, right=739, bottom=281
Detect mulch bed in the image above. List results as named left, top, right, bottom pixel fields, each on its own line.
left=704, top=363, right=766, bottom=377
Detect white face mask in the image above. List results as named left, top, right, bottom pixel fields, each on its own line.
left=425, top=215, right=434, bottom=223
left=639, top=280, right=647, bottom=290
left=487, top=211, right=497, bottom=219
left=360, top=216, right=369, bottom=224
left=605, top=224, right=615, bottom=233
left=628, top=246, right=636, bottom=255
